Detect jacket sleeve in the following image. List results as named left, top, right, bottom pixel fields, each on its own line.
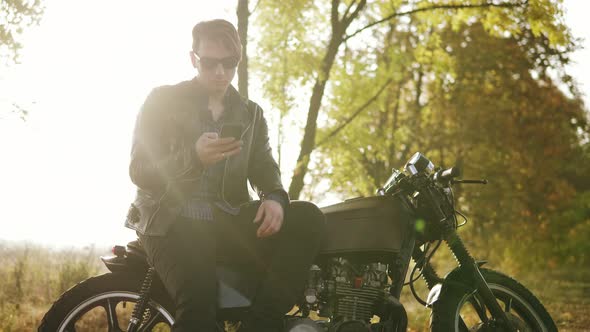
left=247, top=103, right=290, bottom=207
left=129, top=88, right=203, bottom=193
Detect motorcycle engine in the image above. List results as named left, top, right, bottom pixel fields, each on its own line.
left=304, top=258, right=389, bottom=327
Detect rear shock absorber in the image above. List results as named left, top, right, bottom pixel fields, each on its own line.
left=128, top=267, right=156, bottom=332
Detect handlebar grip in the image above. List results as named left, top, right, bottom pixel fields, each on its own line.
left=437, top=167, right=461, bottom=182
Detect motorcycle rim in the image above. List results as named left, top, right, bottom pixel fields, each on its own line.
left=455, top=283, right=546, bottom=331
left=39, top=272, right=176, bottom=332
left=430, top=269, right=557, bottom=332
left=56, top=291, right=174, bottom=332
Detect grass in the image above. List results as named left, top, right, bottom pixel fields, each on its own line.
left=0, top=240, right=587, bottom=331
left=522, top=269, right=590, bottom=332
left=0, top=240, right=109, bottom=332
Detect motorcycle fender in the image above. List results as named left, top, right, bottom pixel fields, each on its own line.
left=100, top=255, right=149, bottom=273
left=426, top=261, right=487, bottom=307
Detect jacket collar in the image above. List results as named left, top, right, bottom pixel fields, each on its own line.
left=187, top=77, right=251, bottom=122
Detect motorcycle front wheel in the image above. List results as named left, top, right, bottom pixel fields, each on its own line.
left=430, top=268, right=557, bottom=332
left=38, top=272, right=175, bottom=332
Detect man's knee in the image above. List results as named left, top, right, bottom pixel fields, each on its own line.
left=285, top=200, right=327, bottom=240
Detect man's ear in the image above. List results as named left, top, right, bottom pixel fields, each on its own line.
left=189, top=51, right=199, bottom=69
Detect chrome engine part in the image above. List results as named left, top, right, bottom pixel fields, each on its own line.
left=331, top=280, right=383, bottom=322
left=304, top=258, right=389, bottom=324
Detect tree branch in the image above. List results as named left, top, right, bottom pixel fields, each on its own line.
left=250, top=0, right=262, bottom=14
left=342, top=0, right=357, bottom=22
left=342, top=0, right=367, bottom=28
left=316, top=78, right=393, bottom=148
left=331, top=0, right=341, bottom=30
left=343, top=0, right=529, bottom=41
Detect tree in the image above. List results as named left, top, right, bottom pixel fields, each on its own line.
left=255, top=0, right=565, bottom=199
left=318, top=18, right=588, bottom=264
left=1, top=0, right=45, bottom=120
left=1, top=0, right=45, bottom=65
left=252, top=0, right=322, bottom=171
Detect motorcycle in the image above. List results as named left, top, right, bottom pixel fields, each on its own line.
left=39, top=152, right=557, bottom=331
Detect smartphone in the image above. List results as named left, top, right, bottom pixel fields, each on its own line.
left=220, top=123, right=243, bottom=140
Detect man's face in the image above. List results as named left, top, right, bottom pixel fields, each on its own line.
left=191, top=39, right=238, bottom=95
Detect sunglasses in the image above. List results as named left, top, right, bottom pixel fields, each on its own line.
left=194, top=52, right=239, bottom=70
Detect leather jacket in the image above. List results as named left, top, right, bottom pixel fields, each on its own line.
left=124, top=78, right=288, bottom=236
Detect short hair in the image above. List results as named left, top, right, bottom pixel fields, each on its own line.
left=192, top=19, right=242, bottom=61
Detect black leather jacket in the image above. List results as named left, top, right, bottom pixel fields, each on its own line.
left=124, top=78, right=288, bottom=236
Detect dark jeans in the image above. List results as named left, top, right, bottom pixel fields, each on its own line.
left=138, top=200, right=326, bottom=332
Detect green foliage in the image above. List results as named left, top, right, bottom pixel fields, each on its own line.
left=1, top=0, right=45, bottom=119
left=252, top=0, right=325, bottom=115
left=547, top=190, right=590, bottom=265
left=0, top=0, right=45, bottom=65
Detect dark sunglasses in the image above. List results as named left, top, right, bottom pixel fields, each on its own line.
left=194, top=52, right=239, bottom=70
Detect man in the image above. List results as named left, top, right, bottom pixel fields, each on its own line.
left=124, top=19, right=326, bottom=332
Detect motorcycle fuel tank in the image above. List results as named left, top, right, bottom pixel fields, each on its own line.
left=319, top=195, right=415, bottom=256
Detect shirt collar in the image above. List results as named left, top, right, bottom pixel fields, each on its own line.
left=190, top=76, right=250, bottom=123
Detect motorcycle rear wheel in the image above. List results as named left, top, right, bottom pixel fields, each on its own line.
left=430, top=268, right=557, bottom=332
left=38, top=272, right=175, bottom=332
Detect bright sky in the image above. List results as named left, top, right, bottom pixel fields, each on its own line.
left=0, top=0, right=589, bottom=248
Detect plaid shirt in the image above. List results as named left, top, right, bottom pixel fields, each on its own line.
left=178, top=93, right=287, bottom=221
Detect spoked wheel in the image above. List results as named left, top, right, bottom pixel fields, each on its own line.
left=431, top=269, right=557, bottom=332
left=39, top=272, right=175, bottom=332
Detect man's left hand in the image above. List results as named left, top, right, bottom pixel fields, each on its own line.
left=254, top=200, right=284, bottom=238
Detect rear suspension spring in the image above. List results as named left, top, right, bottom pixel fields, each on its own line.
left=128, top=267, right=156, bottom=332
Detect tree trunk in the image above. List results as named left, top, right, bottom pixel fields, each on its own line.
left=288, top=34, right=343, bottom=199
left=288, top=0, right=368, bottom=199
left=237, top=0, right=249, bottom=98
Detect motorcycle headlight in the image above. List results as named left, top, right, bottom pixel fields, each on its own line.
left=405, top=152, right=434, bottom=175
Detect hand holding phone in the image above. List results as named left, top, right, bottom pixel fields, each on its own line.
left=195, top=130, right=243, bottom=167
left=220, top=123, right=243, bottom=140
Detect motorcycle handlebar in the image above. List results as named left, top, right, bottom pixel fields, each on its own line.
left=434, top=166, right=461, bottom=183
